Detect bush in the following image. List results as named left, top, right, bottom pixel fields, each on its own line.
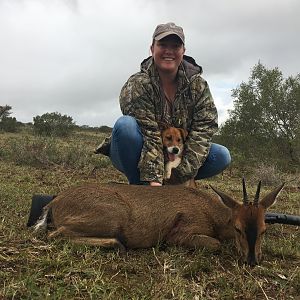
left=250, top=163, right=283, bottom=186
left=0, top=146, right=8, bottom=159
left=0, top=117, right=19, bottom=133
left=33, top=112, right=76, bottom=137
left=5, top=135, right=110, bottom=170
left=7, top=136, right=59, bottom=167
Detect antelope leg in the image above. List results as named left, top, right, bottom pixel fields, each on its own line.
left=48, top=227, right=126, bottom=252
left=71, top=237, right=126, bottom=252
left=182, top=234, right=221, bottom=250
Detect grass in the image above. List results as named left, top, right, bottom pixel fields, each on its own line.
left=0, top=131, right=299, bottom=299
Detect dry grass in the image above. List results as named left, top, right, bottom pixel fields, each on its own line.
left=0, top=131, right=299, bottom=299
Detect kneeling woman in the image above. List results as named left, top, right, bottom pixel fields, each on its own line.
left=95, top=22, right=231, bottom=186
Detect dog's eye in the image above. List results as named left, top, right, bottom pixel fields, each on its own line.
left=177, top=138, right=182, bottom=142
left=166, top=136, right=172, bottom=141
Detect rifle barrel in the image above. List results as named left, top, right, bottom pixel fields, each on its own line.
left=265, top=212, right=300, bottom=226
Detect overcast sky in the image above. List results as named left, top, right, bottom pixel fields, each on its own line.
left=1, top=0, right=299, bottom=127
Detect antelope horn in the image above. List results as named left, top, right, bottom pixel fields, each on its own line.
left=242, top=178, right=248, bottom=204
left=254, top=181, right=262, bottom=205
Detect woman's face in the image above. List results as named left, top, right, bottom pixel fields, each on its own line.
left=151, top=35, right=185, bottom=76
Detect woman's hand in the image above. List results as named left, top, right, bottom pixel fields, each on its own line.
left=150, top=182, right=162, bottom=186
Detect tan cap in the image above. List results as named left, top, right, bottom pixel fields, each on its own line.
left=152, top=22, right=185, bottom=44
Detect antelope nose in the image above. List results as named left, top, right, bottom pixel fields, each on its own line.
left=172, top=147, right=179, bottom=154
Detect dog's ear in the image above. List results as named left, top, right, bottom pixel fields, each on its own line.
left=157, top=121, right=170, bottom=131
left=179, top=128, right=188, bottom=141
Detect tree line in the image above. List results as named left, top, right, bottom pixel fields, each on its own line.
left=1, top=62, right=299, bottom=170
left=0, top=108, right=112, bottom=136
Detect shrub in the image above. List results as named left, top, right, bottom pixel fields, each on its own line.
left=5, top=135, right=110, bottom=170
left=0, top=117, right=19, bottom=132
left=250, top=163, right=283, bottom=186
left=7, top=136, right=58, bottom=167
left=33, top=112, right=76, bottom=137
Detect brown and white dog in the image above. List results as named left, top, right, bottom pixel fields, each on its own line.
left=161, top=126, right=196, bottom=187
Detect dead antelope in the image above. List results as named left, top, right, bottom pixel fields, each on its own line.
left=34, top=179, right=284, bottom=266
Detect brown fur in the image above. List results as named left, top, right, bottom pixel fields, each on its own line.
left=35, top=182, right=284, bottom=265
left=161, top=127, right=188, bottom=148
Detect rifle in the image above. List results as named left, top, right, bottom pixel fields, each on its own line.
left=265, top=212, right=300, bottom=226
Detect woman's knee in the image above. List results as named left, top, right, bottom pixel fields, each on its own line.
left=110, top=116, right=142, bottom=182
left=212, top=143, right=231, bottom=169
left=113, top=116, right=140, bottom=138
left=111, top=115, right=143, bottom=150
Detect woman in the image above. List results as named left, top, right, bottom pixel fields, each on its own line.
left=96, top=22, right=231, bottom=186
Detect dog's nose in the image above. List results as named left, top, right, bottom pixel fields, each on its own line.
left=172, top=147, right=179, bottom=154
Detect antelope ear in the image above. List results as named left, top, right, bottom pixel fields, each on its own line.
left=179, top=128, right=188, bottom=141
left=259, top=183, right=285, bottom=209
left=210, top=185, right=240, bottom=209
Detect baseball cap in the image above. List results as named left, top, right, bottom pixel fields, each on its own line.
left=152, top=22, right=185, bottom=44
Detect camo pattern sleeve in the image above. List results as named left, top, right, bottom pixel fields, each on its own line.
left=119, top=73, right=164, bottom=183
left=174, top=77, right=218, bottom=182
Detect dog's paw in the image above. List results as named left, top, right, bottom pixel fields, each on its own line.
left=164, top=163, right=172, bottom=179
left=164, top=169, right=172, bottom=179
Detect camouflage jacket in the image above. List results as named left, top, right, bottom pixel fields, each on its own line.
left=97, top=55, right=218, bottom=183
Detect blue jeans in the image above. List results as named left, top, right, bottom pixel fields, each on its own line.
left=109, top=116, right=231, bottom=184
